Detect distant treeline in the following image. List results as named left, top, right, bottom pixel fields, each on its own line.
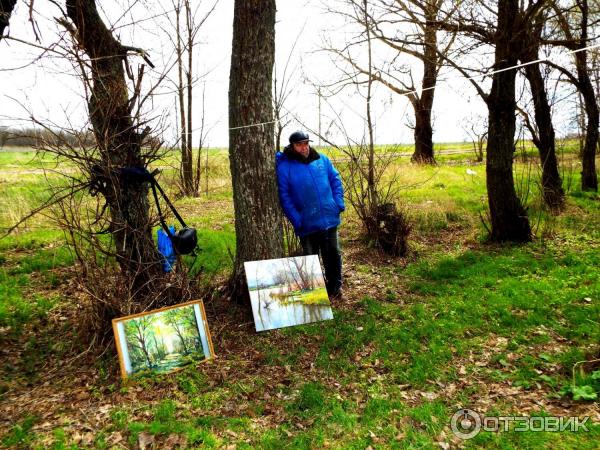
left=0, top=127, right=96, bottom=148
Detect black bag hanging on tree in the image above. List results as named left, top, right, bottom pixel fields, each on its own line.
left=120, top=167, right=198, bottom=255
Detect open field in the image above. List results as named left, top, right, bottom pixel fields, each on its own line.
left=0, top=144, right=598, bottom=449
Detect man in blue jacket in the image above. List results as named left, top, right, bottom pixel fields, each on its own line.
left=276, top=130, right=345, bottom=299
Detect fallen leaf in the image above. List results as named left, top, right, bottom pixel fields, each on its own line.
left=164, top=434, right=181, bottom=449
left=420, top=391, right=438, bottom=400
left=395, top=431, right=406, bottom=440
left=138, top=432, right=154, bottom=450
left=108, top=432, right=123, bottom=445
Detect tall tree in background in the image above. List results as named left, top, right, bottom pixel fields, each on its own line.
left=546, top=0, right=598, bottom=191
left=173, top=0, right=216, bottom=197
left=228, top=0, right=283, bottom=301
left=176, top=0, right=194, bottom=197
left=436, top=0, right=537, bottom=241
left=368, top=0, right=457, bottom=164
left=520, top=9, right=565, bottom=210
left=323, top=0, right=457, bottom=164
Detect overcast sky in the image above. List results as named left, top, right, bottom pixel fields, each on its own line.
left=0, top=0, right=579, bottom=148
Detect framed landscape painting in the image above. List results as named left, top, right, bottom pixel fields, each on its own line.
left=112, top=300, right=214, bottom=379
left=244, top=255, right=334, bottom=332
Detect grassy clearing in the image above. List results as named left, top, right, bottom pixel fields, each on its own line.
left=0, top=149, right=68, bottom=168
left=0, top=145, right=598, bottom=448
left=0, top=241, right=73, bottom=336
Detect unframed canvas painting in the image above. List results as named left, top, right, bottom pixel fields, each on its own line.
left=244, top=255, right=334, bottom=332
left=112, top=300, right=213, bottom=379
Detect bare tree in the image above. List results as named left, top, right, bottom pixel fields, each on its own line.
left=58, top=0, right=172, bottom=292
left=228, top=0, right=284, bottom=301
left=172, top=0, right=217, bottom=197
left=0, top=2, right=207, bottom=347
left=545, top=0, right=598, bottom=191
left=462, top=113, right=488, bottom=162
left=322, top=0, right=458, bottom=164
left=516, top=8, right=566, bottom=210
left=435, top=0, right=538, bottom=241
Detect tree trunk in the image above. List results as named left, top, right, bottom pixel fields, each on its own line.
left=485, top=0, right=531, bottom=242
left=0, top=0, right=17, bottom=39
left=176, top=2, right=195, bottom=197
left=522, top=46, right=565, bottom=210
left=578, top=63, right=599, bottom=192
left=575, top=0, right=598, bottom=191
left=411, top=15, right=437, bottom=165
left=66, top=0, right=163, bottom=293
left=364, top=0, right=376, bottom=206
left=411, top=101, right=435, bottom=164
left=228, top=0, right=283, bottom=302
left=185, top=0, right=195, bottom=196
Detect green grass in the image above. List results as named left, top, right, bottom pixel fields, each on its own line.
left=1, top=416, right=38, bottom=448
left=0, top=270, right=55, bottom=335
left=0, top=149, right=67, bottom=168
left=7, top=245, right=75, bottom=275
left=183, top=228, right=235, bottom=275
left=0, top=144, right=598, bottom=448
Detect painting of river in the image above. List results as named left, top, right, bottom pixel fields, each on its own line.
left=112, top=300, right=214, bottom=379
left=244, top=255, right=334, bottom=332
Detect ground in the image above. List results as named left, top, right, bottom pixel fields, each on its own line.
left=0, top=147, right=599, bottom=449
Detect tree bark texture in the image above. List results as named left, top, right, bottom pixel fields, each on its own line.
left=228, top=0, right=283, bottom=301
left=185, top=1, right=195, bottom=196
left=575, top=0, right=598, bottom=191
left=522, top=40, right=565, bottom=210
left=485, top=0, right=531, bottom=242
left=175, top=5, right=190, bottom=196
left=0, top=0, right=17, bottom=39
left=412, top=100, right=435, bottom=164
left=66, top=0, right=162, bottom=293
left=411, top=9, right=437, bottom=164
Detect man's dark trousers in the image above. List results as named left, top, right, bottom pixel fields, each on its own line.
left=300, top=226, right=342, bottom=296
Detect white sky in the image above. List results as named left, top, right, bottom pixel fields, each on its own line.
left=0, top=0, right=580, bottom=148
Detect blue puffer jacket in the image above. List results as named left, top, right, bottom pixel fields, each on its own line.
left=276, top=146, right=345, bottom=237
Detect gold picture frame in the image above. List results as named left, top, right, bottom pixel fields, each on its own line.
left=112, top=300, right=214, bottom=379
